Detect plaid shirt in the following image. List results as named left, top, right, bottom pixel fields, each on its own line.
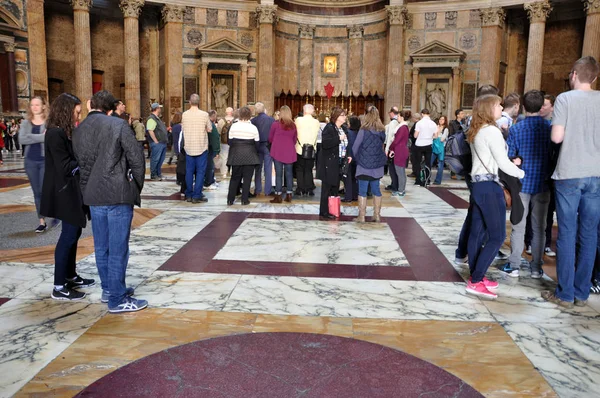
left=507, top=116, right=552, bottom=194
left=181, top=108, right=212, bottom=156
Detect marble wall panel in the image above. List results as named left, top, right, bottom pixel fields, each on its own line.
left=274, top=35, right=299, bottom=94
left=315, top=27, right=347, bottom=38
left=276, top=21, right=298, bottom=36
left=90, top=16, right=125, bottom=96
left=184, top=25, right=204, bottom=48
left=238, top=31, right=256, bottom=52
left=412, top=13, right=425, bottom=30
left=361, top=38, right=386, bottom=94
left=238, top=11, right=250, bottom=28
left=458, top=30, right=480, bottom=54
left=206, top=28, right=237, bottom=43
left=45, top=13, right=75, bottom=95
left=218, top=9, right=227, bottom=26
left=425, top=31, right=457, bottom=48
left=314, top=42, right=348, bottom=95
left=195, top=8, right=207, bottom=25
left=363, top=21, right=386, bottom=36
left=457, top=10, right=470, bottom=29
left=463, top=69, right=477, bottom=81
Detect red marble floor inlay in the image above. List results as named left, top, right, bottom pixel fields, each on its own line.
left=159, top=212, right=462, bottom=282
left=140, top=192, right=184, bottom=201
left=76, top=333, right=483, bottom=398
left=0, top=298, right=10, bottom=306
left=0, top=178, right=29, bottom=188
left=428, top=187, right=470, bottom=209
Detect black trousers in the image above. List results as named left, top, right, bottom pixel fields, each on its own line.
left=228, top=165, right=254, bottom=203
left=54, top=221, right=82, bottom=285
left=388, top=158, right=399, bottom=190
left=320, top=181, right=339, bottom=216
left=343, top=162, right=358, bottom=201
left=414, top=145, right=432, bottom=185
left=5, top=134, right=14, bottom=151
left=295, top=157, right=315, bottom=192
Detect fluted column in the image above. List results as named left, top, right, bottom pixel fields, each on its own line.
left=162, top=5, right=184, bottom=119
left=200, top=62, right=208, bottom=110
left=256, top=5, right=277, bottom=113
left=385, top=6, right=409, bottom=119
left=524, top=1, right=553, bottom=92
left=26, top=0, right=49, bottom=101
left=411, top=67, right=420, bottom=112
left=240, top=64, right=248, bottom=107
left=479, top=8, right=506, bottom=87
left=583, top=0, right=600, bottom=63
left=347, top=25, right=363, bottom=96
left=3, top=42, right=18, bottom=112
left=120, top=0, right=144, bottom=119
left=298, top=24, right=315, bottom=95
left=451, top=67, right=462, bottom=118
left=72, top=0, right=93, bottom=117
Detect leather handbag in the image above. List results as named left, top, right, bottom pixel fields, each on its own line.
left=340, top=157, right=351, bottom=178
left=328, top=196, right=341, bottom=218
left=298, top=139, right=316, bottom=159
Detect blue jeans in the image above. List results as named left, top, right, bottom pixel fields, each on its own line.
left=554, top=177, right=600, bottom=302
left=204, top=150, right=216, bottom=187
left=24, top=157, right=44, bottom=219
left=358, top=179, right=382, bottom=197
left=456, top=176, right=473, bottom=259
left=468, top=181, right=506, bottom=283
left=185, top=151, right=208, bottom=199
left=431, top=153, right=444, bottom=184
left=90, top=205, right=134, bottom=308
left=274, top=159, right=293, bottom=194
left=54, top=221, right=82, bottom=285
left=149, top=142, right=166, bottom=178
left=255, top=143, right=272, bottom=195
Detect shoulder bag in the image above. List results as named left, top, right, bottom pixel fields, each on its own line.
left=472, top=146, right=512, bottom=208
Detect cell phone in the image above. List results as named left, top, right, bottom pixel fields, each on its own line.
left=127, top=169, right=133, bottom=181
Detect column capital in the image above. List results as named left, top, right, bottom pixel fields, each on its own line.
left=71, top=0, right=92, bottom=11
left=120, top=0, right=144, bottom=18
left=241, top=64, right=248, bottom=72
left=161, top=4, right=185, bottom=23
left=412, top=67, right=420, bottom=75
left=256, top=5, right=278, bottom=24
left=200, top=62, right=209, bottom=71
left=299, top=24, right=315, bottom=39
left=347, top=25, right=364, bottom=39
left=583, top=0, right=600, bottom=15
left=479, top=7, right=506, bottom=27
left=3, top=42, right=15, bottom=52
left=452, top=66, right=461, bottom=76
left=386, top=5, right=409, bottom=26
left=525, top=1, right=553, bottom=23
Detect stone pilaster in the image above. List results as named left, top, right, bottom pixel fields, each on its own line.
left=3, top=42, right=18, bottom=112
left=148, top=27, right=160, bottom=109
left=26, top=0, right=49, bottom=101
left=71, top=0, right=93, bottom=117
left=200, top=62, right=209, bottom=110
left=347, top=25, right=363, bottom=96
left=524, top=1, right=552, bottom=91
left=411, top=67, right=420, bottom=112
left=451, top=67, right=462, bottom=118
left=583, top=0, right=600, bottom=73
left=162, top=5, right=185, bottom=118
left=479, top=7, right=506, bottom=87
left=298, top=24, right=315, bottom=95
left=256, top=5, right=277, bottom=113
left=240, top=64, right=248, bottom=107
left=385, top=6, right=408, bottom=119
left=120, top=0, right=144, bottom=118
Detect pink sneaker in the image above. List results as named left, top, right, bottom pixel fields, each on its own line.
left=466, top=281, right=498, bottom=299
left=469, top=277, right=499, bottom=290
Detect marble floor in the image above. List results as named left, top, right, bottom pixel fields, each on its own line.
left=0, top=150, right=598, bottom=397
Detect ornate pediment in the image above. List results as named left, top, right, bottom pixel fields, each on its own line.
left=410, top=40, right=466, bottom=68
left=196, top=37, right=251, bottom=58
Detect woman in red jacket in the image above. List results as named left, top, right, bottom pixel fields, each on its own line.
left=388, top=110, right=411, bottom=197
left=268, top=105, right=297, bottom=203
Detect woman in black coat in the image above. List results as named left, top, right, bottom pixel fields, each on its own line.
left=317, top=106, right=349, bottom=219
left=41, top=93, right=94, bottom=301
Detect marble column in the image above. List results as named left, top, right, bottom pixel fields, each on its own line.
left=385, top=6, right=408, bottom=119
left=3, top=42, right=18, bottom=112
left=240, top=64, right=248, bottom=107
left=524, top=1, right=553, bottom=92
left=71, top=0, right=93, bottom=117
left=119, top=0, right=144, bottom=119
left=583, top=0, right=600, bottom=63
left=479, top=7, right=506, bottom=87
left=347, top=25, right=363, bottom=97
left=148, top=27, right=160, bottom=108
left=256, top=5, right=277, bottom=113
left=200, top=62, right=208, bottom=110
left=161, top=5, right=184, bottom=119
left=26, top=0, right=49, bottom=101
left=451, top=67, right=462, bottom=118
left=411, top=67, right=420, bottom=112
left=298, top=24, right=315, bottom=96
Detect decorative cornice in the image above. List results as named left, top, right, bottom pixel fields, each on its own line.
left=3, top=42, right=15, bottom=52
left=583, top=0, right=600, bottom=15
left=524, top=1, right=553, bottom=23
left=386, top=5, right=409, bottom=25
left=71, top=0, right=92, bottom=12
left=348, top=24, right=364, bottom=39
left=162, top=5, right=185, bottom=23
left=119, top=0, right=144, bottom=18
left=256, top=5, right=278, bottom=24
left=479, top=7, right=506, bottom=27
left=299, top=24, right=315, bottom=39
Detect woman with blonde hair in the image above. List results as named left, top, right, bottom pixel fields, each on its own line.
left=268, top=105, right=297, bottom=203
left=20, top=96, right=54, bottom=232
left=352, top=106, right=386, bottom=222
left=465, top=94, right=525, bottom=299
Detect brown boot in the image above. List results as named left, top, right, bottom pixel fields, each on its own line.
left=372, top=196, right=382, bottom=222
left=270, top=194, right=282, bottom=204
left=353, top=196, right=367, bottom=222
left=284, top=193, right=292, bottom=203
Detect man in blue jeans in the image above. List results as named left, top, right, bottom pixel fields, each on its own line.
left=251, top=102, right=275, bottom=196
left=73, top=90, right=147, bottom=313
left=541, top=56, right=600, bottom=309
left=146, top=103, right=169, bottom=180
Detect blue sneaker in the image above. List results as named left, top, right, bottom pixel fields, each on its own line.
left=101, top=287, right=135, bottom=303
left=500, top=263, right=519, bottom=278
left=108, top=297, right=148, bottom=314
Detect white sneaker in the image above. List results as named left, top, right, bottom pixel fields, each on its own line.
left=525, top=245, right=532, bottom=255
left=454, top=256, right=468, bottom=266
left=544, top=247, right=556, bottom=257
left=206, top=184, right=217, bottom=190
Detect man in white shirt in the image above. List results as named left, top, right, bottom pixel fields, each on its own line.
left=413, top=108, right=437, bottom=186
left=384, top=107, right=401, bottom=191
left=295, top=104, right=320, bottom=195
